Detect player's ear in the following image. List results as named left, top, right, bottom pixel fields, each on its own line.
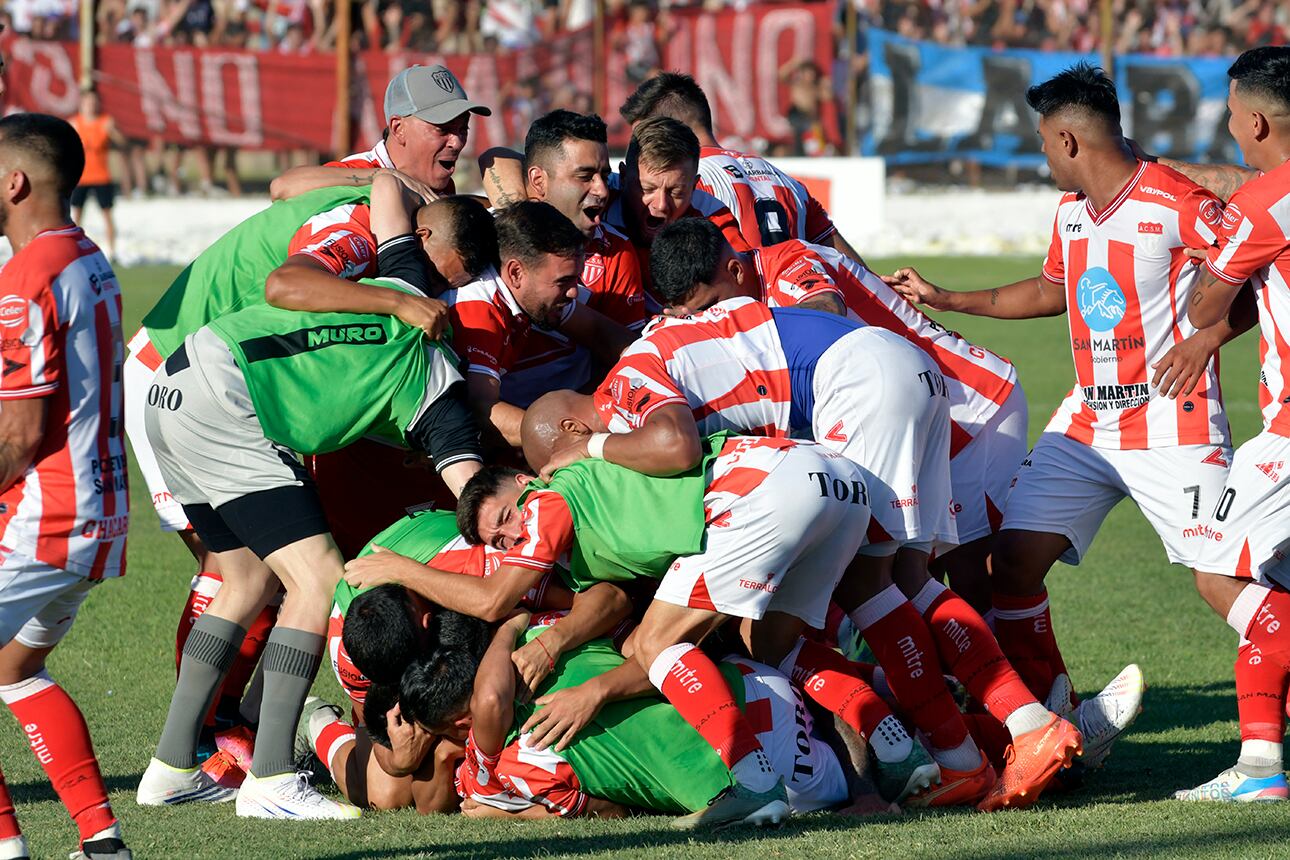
left=559, top=417, right=590, bottom=437
left=1253, top=110, right=1272, bottom=143
left=527, top=165, right=546, bottom=198
left=388, top=116, right=406, bottom=145
left=516, top=473, right=535, bottom=488
left=501, top=257, right=525, bottom=289
left=1060, top=128, right=1078, bottom=159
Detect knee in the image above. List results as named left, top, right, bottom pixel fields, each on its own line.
left=1192, top=569, right=1236, bottom=616
left=990, top=532, right=1046, bottom=590
left=366, top=776, right=414, bottom=811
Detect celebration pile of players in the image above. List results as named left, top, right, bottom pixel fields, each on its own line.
left=0, top=45, right=1288, bottom=860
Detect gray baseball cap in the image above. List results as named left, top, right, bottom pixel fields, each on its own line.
left=384, top=65, right=492, bottom=125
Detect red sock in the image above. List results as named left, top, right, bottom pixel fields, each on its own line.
left=312, top=718, right=357, bottom=777
left=175, top=572, right=223, bottom=674
left=0, top=764, right=18, bottom=840
left=648, top=644, right=763, bottom=768
left=780, top=639, right=895, bottom=738
left=1231, top=584, right=1290, bottom=674
left=220, top=602, right=277, bottom=706
left=851, top=585, right=968, bottom=750
left=991, top=590, right=1071, bottom=700
left=963, top=713, right=1012, bottom=772
left=917, top=582, right=1040, bottom=721
left=1, top=674, right=114, bottom=841
left=1237, top=642, right=1288, bottom=743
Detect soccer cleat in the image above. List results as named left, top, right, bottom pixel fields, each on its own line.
left=978, top=714, right=1082, bottom=811
left=0, top=835, right=28, bottom=860
left=136, top=757, right=237, bottom=806
left=873, top=738, right=940, bottom=803
left=1073, top=663, right=1145, bottom=770
left=201, top=748, right=246, bottom=790
left=1174, top=767, right=1289, bottom=803
left=235, top=771, right=361, bottom=820
left=215, top=725, right=256, bottom=774
left=906, top=751, right=995, bottom=808
left=1044, top=672, right=1076, bottom=717
left=671, top=779, right=790, bottom=830
left=70, top=824, right=132, bottom=860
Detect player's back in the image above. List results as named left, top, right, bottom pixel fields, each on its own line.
left=698, top=146, right=833, bottom=248
left=0, top=226, right=128, bottom=578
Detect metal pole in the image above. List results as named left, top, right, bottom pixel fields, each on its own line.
left=78, top=0, right=93, bottom=91
left=335, top=0, right=352, bottom=156
left=593, top=0, right=606, bottom=117
left=1100, top=0, right=1113, bottom=76
left=845, top=0, right=858, bottom=157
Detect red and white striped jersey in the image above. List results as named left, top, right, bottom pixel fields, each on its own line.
left=753, top=239, right=1016, bottom=452
left=325, top=139, right=394, bottom=171
left=1042, top=161, right=1230, bottom=449
left=443, top=266, right=531, bottom=381
left=287, top=202, right=379, bottom=281
left=502, top=223, right=646, bottom=407
left=593, top=297, right=791, bottom=437
left=697, top=145, right=836, bottom=248
left=0, top=226, right=128, bottom=578
left=1205, top=159, right=1290, bottom=437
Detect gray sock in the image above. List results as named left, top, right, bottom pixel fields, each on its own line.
left=1237, top=756, right=1283, bottom=778
left=251, top=627, right=323, bottom=778
left=156, top=614, right=246, bottom=770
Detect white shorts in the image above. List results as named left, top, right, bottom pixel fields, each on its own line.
left=654, top=441, right=870, bottom=629
left=125, top=328, right=190, bottom=532
left=0, top=548, right=99, bottom=648
left=812, top=327, right=956, bottom=552
left=727, top=657, right=849, bottom=814
left=1194, top=431, right=1290, bottom=588
left=1002, top=431, right=1233, bottom=566
left=949, top=383, right=1029, bottom=544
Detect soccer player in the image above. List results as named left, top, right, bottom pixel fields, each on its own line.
left=618, top=71, right=867, bottom=266
left=135, top=176, right=483, bottom=819
left=270, top=64, right=490, bottom=202
left=496, top=110, right=646, bottom=408
left=1168, top=47, right=1290, bottom=803
left=886, top=64, right=1241, bottom=762
left=0, top=114, right=131, bottom=860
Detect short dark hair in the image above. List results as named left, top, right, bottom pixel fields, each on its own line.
left=494, top=200, right=586, bottom=268
left=363, top=681, right=399, bottom=748
left=619, top=72, right=714, bottom=134
left=650, top=217, right=727, bottom=306
left=438, top=196, right=499, bottom=277
left=1024, top=62, right=1121, bottom=129
left=625, top=116, right=700, bottom=174
left=456, top=465, right=524, bottom=544
left=398, top=617, right=491, bottom=731
left=343, top=585, right=419, bottom=686
left=1229, top=47, right=1290, bottom=115
left=524, top=109, right=607, bottom=173
left=0, top=113, right=85, bottom=199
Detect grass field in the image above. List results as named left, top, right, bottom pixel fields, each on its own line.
left=6, top=256, right=1290, bottom=859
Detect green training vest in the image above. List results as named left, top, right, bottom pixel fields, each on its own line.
left=333, top=508, right=461, bottom=617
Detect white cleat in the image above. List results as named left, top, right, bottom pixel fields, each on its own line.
left=1045, top=672, right=1076, bottom=717
left=136, top=757, right=237, bottom=806
left=235, top=771, right=360, bottom=820
left=1174, top=767, right=1289, bottom=802
left=1074, top=663, right=1145, bottom=769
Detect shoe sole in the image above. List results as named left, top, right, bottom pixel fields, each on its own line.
left=893, top=763, right=941, bottom=804
left=1080, top=667, right=1147, bottom=770
left=978, top=733, right=1083, bottom=812
left=136, top=785, right=236, bottom=806
left=730, top=799, right=790, bottom=829
left=671, top=798, right=787, bottom=831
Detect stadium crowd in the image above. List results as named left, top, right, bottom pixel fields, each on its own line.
left=0, top=39, right=1289, bottom=860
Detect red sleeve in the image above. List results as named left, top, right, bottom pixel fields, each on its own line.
left=1206, top=188, right=1289, bottom=286
left=449, top=300, right=513, bottom=379
left=593, top=347, right=688, bottom=431
left=804, top=191, right=836, bottom=244
left=1178, top=187, right=1224, bottom=252
left=587, top=242, right=646, bottom=330
left=0, top=270, right=61, bottom=400
left=501, top=491, right=575, bottom=573
left=496, top=742, right=588, bottom=817
left=322, top=156, right=380, bottom=169
left=287, top=204, right=378, bottom=280
left=1041, top=211, right=1065, bottom=285
left=455, top=731, right=531, bottom=810
left=708, top=203, right=755, bottom=252
left=759, top=247, right=843, bottom=307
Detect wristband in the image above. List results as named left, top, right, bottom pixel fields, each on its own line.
left=586, top=433, right=610, bottom=460
left=534, top=636, right=556, bottom=671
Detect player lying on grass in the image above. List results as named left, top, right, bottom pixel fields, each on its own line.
left=137, top=169, right=484, bottom=821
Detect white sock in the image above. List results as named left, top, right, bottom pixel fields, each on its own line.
left=931, top=735, right=981, bottom=772
left=730, top=747, right=777, bottom=793
left=0, top=835, right=28, bottom=860
left=869, top=714, right=914, bottom=763
left=1238, top=739, right=1283, bottom=777
left=1003, top=702, right=1052, bottom=738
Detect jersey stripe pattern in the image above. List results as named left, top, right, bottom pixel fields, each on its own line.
left=697, top=146, right=835, bottom=248
left=594, top=297, right=791, bottom=438
left=287, top=202, right=379, bottom=281
left=1042, top=161, right=1229, bottom=449
left=443, top=266, right=531, bottom=381
left=324, top=139, right=394, bottom=170
left=754, top=239, right=1016, bottom=450
left=1205, top=159, right=1290, bottom=437
left=0, top=227, right=128, bottom=578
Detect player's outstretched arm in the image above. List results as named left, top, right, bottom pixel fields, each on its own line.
left=344, top=549, right=543, bottom=623
left=540, top=402, right=703, bottom=480
left=477, top=147, right=527, bottom=209
left=828, top=230, right=870, bottom=271
left=512, top=584, right=632, bottom=700
left=560, top=304, right=637, bottom=364
left=1157, top=159, right=1258, bottom=204
left=466, top=372, right=525, bottom=449
left=471, top=612, right=531, bottom=758
left=0, top=397, right=46, bottom=493
left=884, top=266, right=1066, bottom=320
left=269, top=165, right=440, bottom=203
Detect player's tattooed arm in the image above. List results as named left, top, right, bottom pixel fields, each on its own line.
left=798, top=291, right=847, bottom=317
left=269, top=165, right=379, bottom=201
left=477, top=147, right=526, bottom=209
left=1187, top=265, right=1246, bottom=329
left=0, top=396, right=46, bottom=493
left=1157, top=159, right=1258, bottom=203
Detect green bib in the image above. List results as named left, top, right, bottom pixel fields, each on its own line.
left=206, top=278, right=461, bottom=455
left=143, top=186, right=372, bottom=358
left=518, top=433, right=728, bottom=592
left=513, top=627, right=739, bottom=813
left=333, top=508, right=461, bottom=617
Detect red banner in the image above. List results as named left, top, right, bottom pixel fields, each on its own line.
left=2, top=2, right=839, bottom=154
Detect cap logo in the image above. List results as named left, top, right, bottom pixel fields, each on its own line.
left=432, top=70, right=457, bottom=93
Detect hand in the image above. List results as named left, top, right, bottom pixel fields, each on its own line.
left=1185, top=247, right=1208, bottom=263
left=384, top=168, right=438, bottom=204
left=882, top=267, right=957, bottom=312
left=511, top=636, right=557, bottom=703
left=1151, top=332, right=1217, bottom=398
left=539, top=440, right=590, bottom=482
left=395, top=293, right=450, bottom=340
left=520, top=681, right=605, bottom=751
left=383, top=702, right=435, bottom=776
left=343, top=545, right=418, bottom=589
left=1125, top=137, right=1156, bottom=163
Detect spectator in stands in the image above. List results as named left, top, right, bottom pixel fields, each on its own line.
left=69, top=89, right=126, bottom=259
left=780, top=58, right=834, bottom=157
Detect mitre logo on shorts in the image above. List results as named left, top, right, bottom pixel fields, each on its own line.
left=1076, top=267, right=1126, bottom=332
left=0, top=296, right=27, bottom=329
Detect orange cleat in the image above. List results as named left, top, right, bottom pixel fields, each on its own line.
left=906, top=752, right=996, bottom=808
left=214, top=725, right=256, bottom=773
left=200, top=748, right=246, bottom=790
left=978, top=714, right=1082, bottom=812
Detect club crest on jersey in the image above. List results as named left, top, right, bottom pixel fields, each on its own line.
left=1076, top=267, right=1126, bottom=332
left=1138, top=222, right=1164, bottom=254
left=581, top=255, right=605, bottom=287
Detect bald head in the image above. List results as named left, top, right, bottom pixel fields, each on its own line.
left=520, top=389, right=600, bottom=470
